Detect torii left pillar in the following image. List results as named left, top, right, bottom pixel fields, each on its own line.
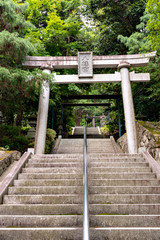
left=34, top=65, right=52, bottom=154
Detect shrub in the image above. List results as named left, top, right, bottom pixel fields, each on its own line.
left=0, top=124, right=29, bottom=152
left=101, top=125, right=109, bottom=136
left=45, top=128, right=56, bottom=154
left=28, top=128, right=57, bottom=154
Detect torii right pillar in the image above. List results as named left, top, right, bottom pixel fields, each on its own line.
left=118, top=61, right=138, bottom=154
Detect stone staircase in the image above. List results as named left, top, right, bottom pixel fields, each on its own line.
left=0, top=138, right=160, bottom=239
left=71, top=126, right=102, bottom=138
left=74, top=127, right=100, bottom=135
left=57, top=139, right=83, bottom=154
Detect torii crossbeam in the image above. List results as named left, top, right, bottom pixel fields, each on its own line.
left=23, top=52, right=156, bottom=154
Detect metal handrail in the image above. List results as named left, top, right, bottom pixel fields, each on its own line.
left=83, top=123, right=90, bottom=240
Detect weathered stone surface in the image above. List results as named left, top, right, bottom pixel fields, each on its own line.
left=0, top=151, right=21, bottom=177
left=117, top=122, right=160, bottom=162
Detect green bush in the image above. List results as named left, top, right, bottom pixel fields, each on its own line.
left=28, top=128, right=57, bottom=154
left=101, top=125, right=109, bottom=136
left=0, top=124, right=29, bottom=152
left=45, top=128, right=56, bottom=154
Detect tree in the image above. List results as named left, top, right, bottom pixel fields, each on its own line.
left=85, top=0, right=147, bottom=55
left=118, top=3, right=160, bottom=121
left=146, top=0, right=160, bottom=51
left=0, top=0, right=46, bottom=125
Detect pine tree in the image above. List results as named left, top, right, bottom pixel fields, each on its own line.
left=0, top=0, right=44, bottom=125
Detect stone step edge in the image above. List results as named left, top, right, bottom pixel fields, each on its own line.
left=0, top=227, right=160, bottom=230
left=5, top=194, right=160, bottom=197
left=9, top=186, right=160, bottom=188
left=2, top=203, right=160, bottom=206
left=1, top=214, right=160, bottom=217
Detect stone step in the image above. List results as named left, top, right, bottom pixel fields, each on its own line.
left=28, top=158, right=145, bottom=164
left=0, top=215, right=83, bottom=228
left=0, top=204, right=83, bottom=215
left=87, top=146, right=113, bottom=149
left=57, top=151, right=83, bottom=154
left=0, top=227, right=160, bottom=240
left=29, top=159, right=83, bottom=163
left=4, top=195, right=83, bottom=204
left=8, top=186, right=160, bottom=195
left=22, top=167, right=82, bottom=174
left=25, top=163, right=82, bottom=168
left=32, top=153, right=141, bottom=158
left=18, top=173, right=83, bottom=180
left=31, top=157, right=144, bottom=162
left=88, top=151, right=116, bottom=153
left=13, top=179, right=159, bottom=186
left=87, top=139, right=111, bottom=142
left=0, top=215, right=160, bottom=228
left=1, top=204, right=160, bottom=215
left=0, top=228, right=83, bottom=240
left=89, top=158, right=145, bottom=163
left=87, top=146, right=114, bottom=149
left=14, top=179, right=83, bottom=186
left=88, top=194, right=160, bottom=204
left=89, top=186, right=160, bottom=194
left=25, top=162, right=148, bottom=168
left=22, top=167, right=151, bottom=173
left=88, top=179, right=159, bottom=186
left=90, top=167, right=151, bottom=173
left=55, top=141, right=83, bottom=144
left=18, top=172, right=156, bottom=180
left=57, top=147, right=83, bottom=151
left=32, top=154, right=83, bottom=159
left=4, top=194, right=160, bottom=205
left=89, top=162, right=148, bottom=167
left=8, top=186, right=83, bottom=195
left=90, top=215, right=160, bottom=227
left=88, top=153, right=142, bottom=158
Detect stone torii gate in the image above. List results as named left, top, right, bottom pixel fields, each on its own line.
left=61, top=94, right=121, bottom=135
left=23, top=51, right=156, bottom=154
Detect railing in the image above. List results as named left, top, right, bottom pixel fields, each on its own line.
left=83, top=123, right=90, bottom=240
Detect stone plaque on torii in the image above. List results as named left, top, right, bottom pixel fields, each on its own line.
left=23, top=51, right=156, bottom=154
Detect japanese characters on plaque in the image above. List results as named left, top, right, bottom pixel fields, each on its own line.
left=78, top=52, right=93, bottom=78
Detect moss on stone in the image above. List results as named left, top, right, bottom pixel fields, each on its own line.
left=5, top=151, right=14, bottom=154
left=138, top=121, right=160, bottom=147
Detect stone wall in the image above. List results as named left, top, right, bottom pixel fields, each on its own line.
left=0, top=151, right=21, bottom=176
left=117, top=122, right=160, bottom=162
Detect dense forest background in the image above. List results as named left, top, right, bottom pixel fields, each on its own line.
left=0, top=0, right=159, bottom=149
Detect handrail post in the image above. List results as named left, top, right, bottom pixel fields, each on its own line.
left=83, top=123, right=90, bottom=240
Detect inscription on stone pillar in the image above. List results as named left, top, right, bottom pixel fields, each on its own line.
left=78, top=52, right=93, bottom=78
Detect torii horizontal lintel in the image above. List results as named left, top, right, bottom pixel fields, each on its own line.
left=61, top=94, right=121, bottom=100
left=62, top=103, right=110, bottom=107
left=53, top=72, right=150, bottom=84
left=23, top=52, right=156, bottom=69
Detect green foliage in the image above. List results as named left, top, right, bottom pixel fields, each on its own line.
left=118, top=13, right=151, bottom=54
left=101, top=125, right=109, bottom=136
left=0, top=125, right=29, bottom=152
left=0, top=0, right=36, bottom=66
left=86, top=0, right=146, bottom=54
left=45, top=128, right=56, bottom=153
left=0, top=30, right=36, bottom=66
left=0, top=0, right=33, bottom=34
left=118, top=3, right=160, bottom=122
left=146, top=0, right=160, bottom=51
left=22, top=0, right=97, bottom=56
left=0, top=67, right=50, bottom=125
